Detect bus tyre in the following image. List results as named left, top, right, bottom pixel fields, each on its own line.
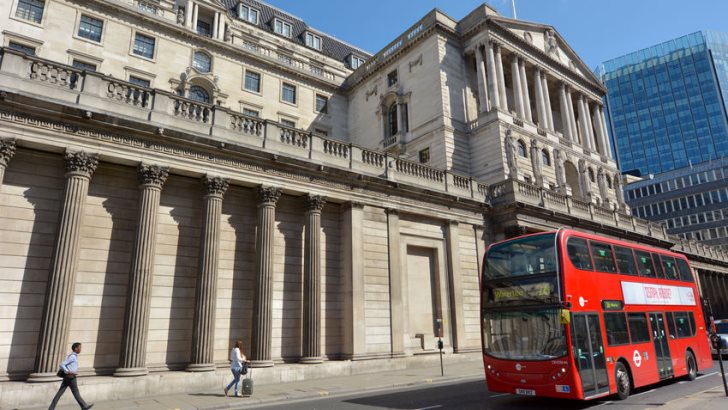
left=615, top=362, right=631, bottom=400
left=686, top=351, right=697, bottom=381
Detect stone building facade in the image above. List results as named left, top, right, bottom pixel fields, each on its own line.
left=0, top=0, right=727, bottom=406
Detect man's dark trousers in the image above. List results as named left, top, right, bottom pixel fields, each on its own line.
left=49, top=375, right=89, bottom=409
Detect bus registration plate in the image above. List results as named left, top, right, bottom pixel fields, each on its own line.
left=516, top=388, right=536, bottom=396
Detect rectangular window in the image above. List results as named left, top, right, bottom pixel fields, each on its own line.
left=350, top=55, right=365, bottom=69
left=659, top=255, right=679, bottom=280
left=8, top=41, right=36, bottom=55
left=72, top=60, right=96, bottom=72
left=274, top=19, right=292, bottom=37
left=635, top=250, right=656, bottom=278
left=196, top=20, right=211, bottom=37
left=128, top=76, right=151, bottom=88
left=419, top=147, right=430, bottom=164
left=651, top=253, right=664, bottom=279
left=78, top=15, right=104, bottom=42
left=627, top=313, right=650, bottom=343
left=314, top=128, right=328, bottom=136
left=281, top=82, right=296, bottom=104
left=566, top=237, right=593, bottom=271
left=604, top=313, right=630, bottom=346
left=614, top=246, right=637, bottom=275
left=387, top=70, right=398, bottom=87
left=676, top=258, right=694, bottom=282
left=244, top=71, right=261, bottom=93
left=315, top=94, right=328, bottom=113
left=16, top=0, right=45, bottom=24
left=239, top=5, right=259, bottom=24
left=590, top=241, right=617, bottom=273
left=305, top=32, right=322, bottom=50
left=666, top=312, right=677, bottom=339
left=243, top=108, right=259, bottom=117
left=280, top=119, right=295, bottom=128
left=133, top=33, right=155, bottom=59
left=674, top=312, right=695, bottom=338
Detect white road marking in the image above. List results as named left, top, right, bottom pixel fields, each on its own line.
left=632, top=388, right=656, bottom=397
left=490, top=393, right=510, bottom=398
left=696, top=371, right=718, bottom=379
left=416, top=406, right=443, bottom=410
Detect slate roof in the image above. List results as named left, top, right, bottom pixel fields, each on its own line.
left=220, top=0, right=371, bottom=65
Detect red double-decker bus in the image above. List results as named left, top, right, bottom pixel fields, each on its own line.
left=480, top=229, right=712, bottom=400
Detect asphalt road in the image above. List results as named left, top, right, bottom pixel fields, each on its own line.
left=249, top=361, right=727, bottom=410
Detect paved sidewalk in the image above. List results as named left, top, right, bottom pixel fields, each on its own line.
left=35, top=359, right=485, bottom=410
left=659, top=384, right=728, bottom=409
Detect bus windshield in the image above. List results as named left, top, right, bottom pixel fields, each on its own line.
left=485, top=233, right=557, bottom=279
left=482, top=308, right=567, bottom=360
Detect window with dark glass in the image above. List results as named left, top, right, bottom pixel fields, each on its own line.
left=244, top=71, right=261, bottom=93
left=651, top=253, right=665, bottom=278
left=188, top=85, right=210, bottom=103
left=627, top=313, right=650, bottom=343
left=635, top=250, right=656, bottom=277
left=8, top=41, right=36, bottom=55
left=604, top=313, right=630, bottom=346
left=78, top=15, right=104, bottom=42
left=350, top=55, right=365, bottom=69
left=281, top=82, right=296, bottom=104
left=666, top=312, right=676, bottom=339
left=517, top=140, right=527, bottom=158
left=16, top=0, right=45, bottom=24
left=387, top=70, right=398, bottom=87
left=193, top=51, right=211, bottom=73
left=72, top=60, right=96, bottom=72
left=401, top=103, right=409, bottom=133
left=280, top=118, right=295, bottom=128
left=590, top=241, right=617, bottom=273
left=305, top=32, right=322, bottom=50
left=128, top=76, right=151, bottom=88
left=675, top=258, right=694, bottom=282
left=614, top=246, right=637, bottom=275
left=660, top=255, right=680, bottom=280
left=566, top=237, right=593, bottom=270
left=196, top=20, right=211, bottom=37
left=387, top=103, right=398, bottom=137
left=238, top=5, right=259, bottom=24
left=588, top=168, right=595, bottom=183
left=315, top=94, right=328, bottom=113
left=419, top=148, right=430, bottom=164
left=674, top=312, right=694, bottom=338
left=541, top=149, right=551, bottom=166
left=314, top=128, right=328, bottom=136
left=133, top=33, right=155, bottom=59
left=243, top=108, right=259, bottom=117
left=274, top=19, right=292, bottom=37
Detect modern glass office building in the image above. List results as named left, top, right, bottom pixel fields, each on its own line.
left=596, top=31, right=728, bottom=176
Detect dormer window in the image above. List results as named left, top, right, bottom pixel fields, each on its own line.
left=238, top=4, right=259, bottom=24
left=305, top=32, right=322, bottom=50
left=273, top=18, right=292, bottom=38
left=350, top=55, right=366, bottom=70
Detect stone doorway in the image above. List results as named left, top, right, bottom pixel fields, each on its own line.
left=564, top=160, right=582, bottom=198
left=405, top=246, right=442, bottom=351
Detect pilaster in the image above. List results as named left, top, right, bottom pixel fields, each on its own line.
left=301, top=195, right=326, bottom=364
left=386, top=208, right=406, bottom=357
left=445, top=221, right=465, bottom=352
left=341, top=202, right=366, bottom=360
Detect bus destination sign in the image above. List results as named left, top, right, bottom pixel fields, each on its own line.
left=493, top=282, right=551, bottom=302
left=601, top=300, right=624, bottom=310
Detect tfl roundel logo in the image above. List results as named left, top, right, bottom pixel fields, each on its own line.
left=633, top=350, right=642, bottom=367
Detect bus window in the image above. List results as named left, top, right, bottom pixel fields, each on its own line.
left=651, top=253, right=665, bottom=279
left=567, top=237, right=593, bottom=271
left=627, top=313, right=650, bottom=343
left=665, top=312, right=677, bottom=339
left=603, top=312, right=630, bottom=345
left=635, top=250, right=656, bottom=278
left=675, top=258, right=694, bottom=282
left=674, top=312, right=694, bottom=337
left=590, top=241, right=617, bottom=273
left=688, top=312, right=696, bottom=335
left=660, top=256, right=680, bottom=280
left=614, top=246, right=638, bottom=275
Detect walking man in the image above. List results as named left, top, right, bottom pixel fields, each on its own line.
left=49, top=342, right=93, bottom=410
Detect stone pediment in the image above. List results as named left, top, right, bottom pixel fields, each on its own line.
left=490, top=17, right=602, bottom=87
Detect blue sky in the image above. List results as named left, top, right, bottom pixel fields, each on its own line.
left=263, top=0, right=728, bottom=69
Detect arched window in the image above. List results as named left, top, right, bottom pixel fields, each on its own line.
left=606, top=175, right=613, bottom=189
left=193, top=51, right=212, bottom=73
left=541, top=149, right=551, bottom=166
left=517, top=140, right=527, bottom=158
left=387, top=102, right=398, bottom=137
left=588, top=168, right=595, bottom=183
left=188, top=85, right=210, bottom=103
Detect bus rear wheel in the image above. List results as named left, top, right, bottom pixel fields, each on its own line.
left=615, top=362, right=631, bottom=400
left=686, top=351, right=697, bottom=381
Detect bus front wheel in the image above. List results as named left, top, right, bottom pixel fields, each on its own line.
left=615, top=362, right=631, bottom=400
left=686, top=351, right=697, bottom=381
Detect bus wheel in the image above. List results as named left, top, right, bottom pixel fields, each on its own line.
left=686, top=351, right=697, bottom=381
left=615, top=362, right=631, bottom=400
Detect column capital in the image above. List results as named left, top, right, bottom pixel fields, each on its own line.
left=202, top=175, right=229, bottom=197
left=0, top=137, right=17, bottom=167
left=64, top=151, right=98, bottom=177
left=257, top=185, right=281, bottom=206
left=305, top=194, right=326, bottom=212
left=138, top=163, right=169, bottom=187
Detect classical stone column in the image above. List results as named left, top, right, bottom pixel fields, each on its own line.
left=598, top=105, right=612, bottom=158
left=251, top=185, right=281, bottom=367
left=577, top=95, right=593, bottom=151
left=29, top=151, right=98, bottom=382
left=566, top=86, right=579, bottom=143
left=494, top=44, right=508, bottom=111
left=542, top=74, right=554, bottom=131
left=584, top=100, right=597, bottom=152
left=533, top=68, right=547, bottom=128
left=192, top=2, right=199, bottom=30
left=115, top=164, right=169, bottom=377
left=188, top=175, right=229, bottom=372
left=511, top=55, right=524, bottom=118
left=212, top=11, right=219, bottom=39
left=184, top=1, right=193, bottom=28
left=301, top=195, right=326, bottom=364
left=558, top=83, right=573, bottom=141
left=0, top=138, right=17, bottom=185
left=519, top=58, right=532, bottom=122
left=592, top=103, right=607, bottom=156
left=474, top=46, right=490, bottom=113
left=485, top=41, right=500, bottom=110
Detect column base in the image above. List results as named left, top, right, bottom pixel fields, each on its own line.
left=26, top=372, right=61, bottom=383
left=250, top=359, right=274, bottom=368
left=299, top=356, right=323, bottom=364
left=113, top=367, right=149, bottom=377
left=186, top=363, right=215, bottom=372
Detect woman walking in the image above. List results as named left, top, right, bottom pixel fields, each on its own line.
left=224, top=340, right=246, bottom=397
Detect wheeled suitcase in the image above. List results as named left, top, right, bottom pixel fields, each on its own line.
left=242, top=366, right=253, bottom=396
